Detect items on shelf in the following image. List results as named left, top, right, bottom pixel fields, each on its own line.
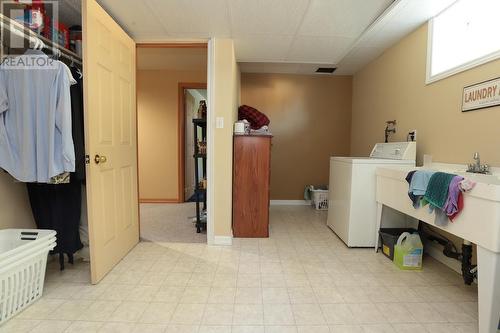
left=197, top=100, right=207, bottom=119
left=197, top=139, right=207, bottom=155
left=193, top=118, right=207, bottom=233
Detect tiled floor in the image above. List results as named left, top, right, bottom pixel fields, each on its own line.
left=1, top=206, right=480, bottom=333
left=140, top=203, right=206, bottom=243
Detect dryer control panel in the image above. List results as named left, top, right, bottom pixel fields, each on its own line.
left=369, top=142, right=416, bottom=160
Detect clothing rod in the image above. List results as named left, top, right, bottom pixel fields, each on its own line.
left=0, top=13, right=82, bottom=66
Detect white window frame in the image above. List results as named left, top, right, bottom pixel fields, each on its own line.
left=426, top=15, right=500, bottom=84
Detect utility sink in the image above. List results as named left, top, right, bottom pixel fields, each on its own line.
left=374, top=163, right=500, bottom=333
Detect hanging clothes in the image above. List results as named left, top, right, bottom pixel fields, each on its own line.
left=70, top=66, right=86, bottom=182
left=0, top=49, right=75, bottom=182
left=27, top=178, right=83, bottom=256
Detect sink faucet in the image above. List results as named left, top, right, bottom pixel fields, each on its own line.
left=467, top=152, right=490, bottom=174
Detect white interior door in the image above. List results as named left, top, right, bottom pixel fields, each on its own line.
left=83, top=0, right=138, bottom=284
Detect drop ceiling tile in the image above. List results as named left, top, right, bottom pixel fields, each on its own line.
left=287, top=36, right=354, bottom=63
left=234, top=35, right=294, bottom=62
left=229, top=0, right=309, bottom=35
left=298, top=0, right=393, bottom=37
left=145, top=0, right=231, bottom=35
left=97, top=0, right=165, bottom=33
left=239, top=62, right=302, bottom=74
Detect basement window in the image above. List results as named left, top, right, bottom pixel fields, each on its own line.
left=426, top=0, right=500, bottom=84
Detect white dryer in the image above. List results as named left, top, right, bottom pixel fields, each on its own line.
left=327, top=142, right=416, bottom=247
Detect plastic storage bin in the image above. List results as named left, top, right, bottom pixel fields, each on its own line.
left=378, top=228, right=418, bottom=260
left=0, top=229, right=56, bottom=325
left=311, top=189, right=329, bottom=210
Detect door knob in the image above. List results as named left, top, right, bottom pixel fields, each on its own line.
left=94, top=154, right=107, bottom=164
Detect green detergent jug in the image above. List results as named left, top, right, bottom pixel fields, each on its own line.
left=394, top=232, right=423, bottom=270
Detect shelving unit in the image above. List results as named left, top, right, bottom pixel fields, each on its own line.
left=193, top=118, right=207, bottom=233
left=0, top=13, right=82, bottom=65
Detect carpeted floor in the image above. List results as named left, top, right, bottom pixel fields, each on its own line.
left=140, top=203, right=206, bottom=243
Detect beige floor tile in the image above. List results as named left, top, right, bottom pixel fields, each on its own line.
left=180, top=287, right=211, bottom=303
left=202, top=303, right=234, bottom=325
left=170, top=303, right=206, bottom=324
left=391, top=323, right=428, bottom=333
left=235, top=288, right=263, bottom=304
left=78, top=300, right=121, bottom=321
left=296, top=325, right=330, bottom=333
left=429, top=303, right=477, bottom=323
left=231, top=325, right=265, bottom=333
left=0, top=319, right=40, bottom=333
left=46, top=299, right=93, bottom=320
left=261, top=274, right=285, bottom=288
left=198, top=326, right=231, bottom=333
left=233, top=304, right=264, bottom=325
left=328, top=324, right=364, bottom=332
left=165, top=325, right=200, bottom=333
left=16, top=299, right=66, bottom=320
left=109, top=301, right=149, bottom=322
left=208, top=287, right=236, bottom=304
left=320, top=304, right=355, bottom=325
left=263, top=288, right=290, bottom=304
left=402, top=302, right=447, bottom=323
left=288, top=287, right=317, bottom=304
left=375, top=302, right=417, bottom=323
left=292, top=304, right=325, bottom=325
left=263, top=303, right=295, bottom=325
left=264, top=326, right=298, bottom=333
left=347, top=303, right=386, bottom=324
left=98, top=322, right=136, bottom=333
left=65, top=321, right=104, bottom=333
left=30, top=320, right=72, bottom=333
left=132, top=323, right=167, bottom=333
left=361, top=323, right=395, bottom=332
left=126, top=285, right=161, bottom=302
left=138, top=302, right=177, bottom=324
left=237, top=274, right=262, bottom=288
left=312, top=287, right=344, bottom=304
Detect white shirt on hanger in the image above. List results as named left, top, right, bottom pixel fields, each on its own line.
left=0, top=50, right=76, bottom=182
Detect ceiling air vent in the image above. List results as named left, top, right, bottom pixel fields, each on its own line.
left=315, top=67, right=336, bottom=74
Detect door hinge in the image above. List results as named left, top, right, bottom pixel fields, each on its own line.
left=85, top=154, right=90, bottom=164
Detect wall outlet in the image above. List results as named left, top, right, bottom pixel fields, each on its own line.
left=408, top=129, right=417, bottom=141
left=216, top=117, right=224, bottom=129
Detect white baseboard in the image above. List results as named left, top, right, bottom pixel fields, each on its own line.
left=213, top=235, right=232, bottom=246
left=270, top=200, right=311, bottom=206
left=424, top=240, right=462, bottom=274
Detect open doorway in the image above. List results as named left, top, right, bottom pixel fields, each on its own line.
left=136, top=45, right=208, bottom=243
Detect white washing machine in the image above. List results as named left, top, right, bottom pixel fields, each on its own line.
left=327, top=142, right=416, bottom=247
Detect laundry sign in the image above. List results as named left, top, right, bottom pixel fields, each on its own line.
left=462, top=77, right=500, bottom=112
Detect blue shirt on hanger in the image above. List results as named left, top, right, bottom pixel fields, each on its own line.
left=0, top=50, right=76, bottom=182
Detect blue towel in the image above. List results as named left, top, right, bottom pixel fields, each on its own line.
left=408, top=170, right=436, bottom=208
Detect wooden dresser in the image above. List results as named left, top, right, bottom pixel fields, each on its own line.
left=232, top=135, right=272, bottom=238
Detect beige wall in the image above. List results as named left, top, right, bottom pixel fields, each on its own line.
left=212, top=39, right=239, bottom=238
left=351, top=23, right=500, bottom=166
left=351, top=23, right=500, bottom=252
left=137, top=69, right=206, bottom=201
left=241, top=73, right=352, bottom=200
left=0, top=172, right=35, bottom=229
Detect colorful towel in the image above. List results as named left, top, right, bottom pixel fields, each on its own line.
left=424, top=172, right=456, bottom=209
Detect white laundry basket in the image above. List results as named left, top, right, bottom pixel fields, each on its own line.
left=311, top=189, right=329, bottom=210
left=0, top=229, right=56, bottom=325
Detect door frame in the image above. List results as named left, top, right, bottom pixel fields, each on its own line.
left=135, top=42, right=213, bottom=244
left=178, top=82, right=207, bottom=203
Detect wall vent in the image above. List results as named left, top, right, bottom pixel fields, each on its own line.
left=315, top=67, right=336, bottom=74
left=316, top=67, right=337, bottom=74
